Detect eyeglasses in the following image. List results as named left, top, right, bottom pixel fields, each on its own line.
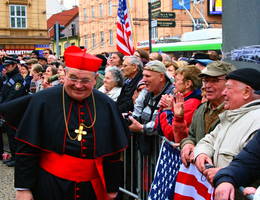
left=43, top=52, right=49, bottom=55
left=67, top=76, right=92, bottom=84
left=202, top=77, right=226, bottom=83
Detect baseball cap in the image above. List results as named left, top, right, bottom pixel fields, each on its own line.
left=199, top=61, right=236, bottom=77
left=144, top=60, right=166, bottom=74
left=26, top=58, right=38, bottom=65
left=226, top=68, right=260, bottom=91
left=189, top=59, right=213, bottom=67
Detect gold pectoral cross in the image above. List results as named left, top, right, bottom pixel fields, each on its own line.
left=74, top=124, right=87, bottom=141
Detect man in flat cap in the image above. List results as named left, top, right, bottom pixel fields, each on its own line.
left=0, top=46, right=128, bottom=200
left=194, top=68, right=260, bottom=188
left=0, top=55, right=27, bottom=167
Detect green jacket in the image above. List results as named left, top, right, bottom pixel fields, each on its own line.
left=180, top=102, right=220, bottom=148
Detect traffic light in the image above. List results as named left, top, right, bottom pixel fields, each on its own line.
left=53, top=23, right=65, bottom=40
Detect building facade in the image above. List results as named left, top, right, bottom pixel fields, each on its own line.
left=47, top=6, right=79, bottom=57
left=79, top=0, right=222, bottom=54
left=0, top=0, right=50, bottom=55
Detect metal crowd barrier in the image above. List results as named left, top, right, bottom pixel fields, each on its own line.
left=119, top=134, right=257, bottom=200
left=119, top=135, right=173, bottom=200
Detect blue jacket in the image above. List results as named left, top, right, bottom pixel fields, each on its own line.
left=213, top=129, right=260, bottom=187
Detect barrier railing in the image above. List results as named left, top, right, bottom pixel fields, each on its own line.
left=119, top=135, right=173, bottom=200
left=119, top=135, right=256, bottom=200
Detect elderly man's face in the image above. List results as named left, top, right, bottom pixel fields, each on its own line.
left=121, top=58, right=137, bottom=78
left=64, top=68, right=97, bottom=101
left=222, top=79, right=248, bottom=110
left=143, top=69, right=164, bottom=95
left=202, top=75, right=226, bottom=103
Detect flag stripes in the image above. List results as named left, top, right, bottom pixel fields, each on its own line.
left=116, top=0, right=135, bottom=55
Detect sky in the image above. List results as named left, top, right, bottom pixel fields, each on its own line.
left=63, top=0, right=78, bottom=9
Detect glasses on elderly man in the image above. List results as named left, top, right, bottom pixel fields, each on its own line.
left=201, top=77, right=226, bottom=83
left=67, top=76, right=93, bottom=84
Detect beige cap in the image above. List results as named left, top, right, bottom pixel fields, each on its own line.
left=25, top=58, right=38, bottom=65
left=144, top=60, right=167, bottom=74
left=199, top=61, right=236, bottom=77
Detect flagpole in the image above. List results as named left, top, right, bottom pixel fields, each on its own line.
left=148, top=0, right=152, bottom=53
left=126, top=0, right=137, bottom=51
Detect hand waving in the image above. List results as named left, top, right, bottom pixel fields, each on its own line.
left=173, top=92, right=184, bottom=116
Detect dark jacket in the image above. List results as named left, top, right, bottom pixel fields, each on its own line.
left=213, top=129, right=260, bottom=187
left=0, top=67, right=27, bottom=103
left=117, top=70, right=143, bottom=113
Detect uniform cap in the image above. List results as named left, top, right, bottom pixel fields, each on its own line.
left=3, top=56, right=19, bottom=67
left=64, top=46, right=102, bottom=72
left=199, top=61, right=236, bottom=77
left=226, top=68, right=260, bottom=91
left=144, top=60, right=166, bottom=74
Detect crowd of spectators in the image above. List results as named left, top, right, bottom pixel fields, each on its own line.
left=0, top=47, right=260, bottom=199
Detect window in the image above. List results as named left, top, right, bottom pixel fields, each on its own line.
left=91, top=6, right=95, bottom=18
left=100, top=31, right=104, bottom=46
left=84, top=35, right=88, bottom=49
left=83, top=8, right=87, bottom=22
left=9, top=5, right=27, bottom=28
left=108, top=1, right=112, bottom=16
left=109, top=30, right=113, bottom=46
left=71, top=24, right=76, bottom=36
left=92, top=33, right=96, bottom=48
left=99, top=4, right=103, bottom=17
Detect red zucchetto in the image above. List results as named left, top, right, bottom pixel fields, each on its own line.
left=64, top=46, right=102, bottom=72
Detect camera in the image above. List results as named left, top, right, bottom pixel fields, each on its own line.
left=123, top=113, right=133, bottom=126
left=205, top=163, right=215, bottom=169
left=47, top=74, right=59, bottom=83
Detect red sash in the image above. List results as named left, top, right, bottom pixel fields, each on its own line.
left=40, top=152, right=109, bottom=200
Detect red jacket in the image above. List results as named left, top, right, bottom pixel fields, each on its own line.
left=155, top=90, right=201, bottom=142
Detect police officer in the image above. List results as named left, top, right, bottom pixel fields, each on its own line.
left=0, top=55, right=27, bottom=167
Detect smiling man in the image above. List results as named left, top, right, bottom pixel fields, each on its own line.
left=10, top=46, right=128, bottom=200
left=194, top=68, right=260, bottom=186
left=128, top=60, right=173, bottom=155
left=180, top=61, right=236, bottom=167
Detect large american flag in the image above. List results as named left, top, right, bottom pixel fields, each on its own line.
left=174, top=164, right=214, bottom=200
left=116, top=0, right=135, bottom=55
left=148, top=140, right=181, bottom=200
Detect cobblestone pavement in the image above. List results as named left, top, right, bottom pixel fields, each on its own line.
left=0, top=161, right=15, bottom=200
